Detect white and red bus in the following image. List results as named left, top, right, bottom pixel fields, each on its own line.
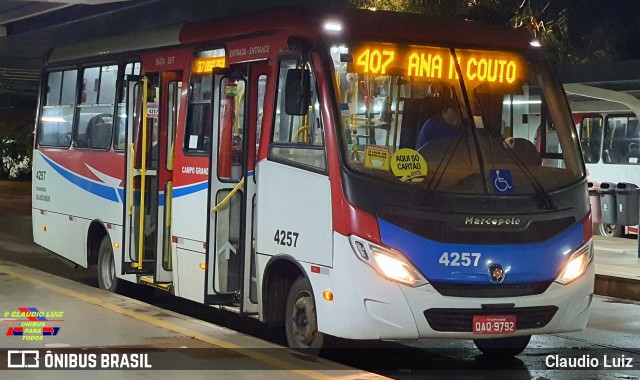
left=568, top=83, right=640, bottom=237
left=33, top=7, right=593, bottom=356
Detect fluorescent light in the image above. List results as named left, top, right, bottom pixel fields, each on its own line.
left=41, top=116, right=67, bottom=123
left=324, top=21, right=343, bottom=32
left=503, top=100, right=542, bottom=105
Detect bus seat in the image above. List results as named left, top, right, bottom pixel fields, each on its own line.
left=608, top=123, right=627, bottom=158
left=628, top=119, right=639, bottom=138
left=581, top=142, right=600, bottom=163
left=87, top=114, right=113, bottom=149
left=418, top=135, right=473, bottom=166
left=603, top=148, right=622, bottom=164
left=474, top=129, right=510, bottom=164
left=625, top=142, right=640, bottom=163
left=58, top=133, right=71, bottom=146
left=512, top=138, right=541, bottom=165
left=399, top=97, right=443, bottom=149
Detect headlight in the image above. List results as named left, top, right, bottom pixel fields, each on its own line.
left=555, top=241, right=593, bottom=285
left=349, top=236, right=427, bottom=287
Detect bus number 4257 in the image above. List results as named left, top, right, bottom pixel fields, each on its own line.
left=439, top=252, right=481, bottom=267
left=274, top=230, right=299, bottom=247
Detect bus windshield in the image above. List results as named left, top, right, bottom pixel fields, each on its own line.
left=330, top=42, right=583, bottom=197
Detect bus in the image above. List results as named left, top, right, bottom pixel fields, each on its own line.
left=568, top=83, right=640, bottom=237
left=32, top=7, right=593, bottom=357
left=577, top=111, right=640, bottom=237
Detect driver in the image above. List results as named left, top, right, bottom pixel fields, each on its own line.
left=415, top=98, right=462, bottom=149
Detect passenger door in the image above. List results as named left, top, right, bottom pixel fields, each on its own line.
left=206, top=61, right=267, bottom=313
left=123, top=71, right=181, bottom=284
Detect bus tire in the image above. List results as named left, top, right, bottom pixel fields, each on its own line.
left=97, top=235, right=119, bottom=292
left=598, top=223, right=624, bottom=238
left=473, top=335, right=531, bottom=358
left=285, top=276, right=328, bottom=353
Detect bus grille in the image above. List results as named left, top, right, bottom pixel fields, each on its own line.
left=423, top=306, right=558, bottom=332
left=429, top=281, right=553, bottom=297
left=380, top=214, right=575, bottom=244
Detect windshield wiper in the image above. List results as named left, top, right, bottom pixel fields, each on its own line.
left=419, top=49, right=491, bottom=207
left=421, top=48, right=555, bottom=210
left=473, top=89, right=556, bottom=210
left=450, top=49, right=490, bottom=195
left=420, top=107, right=470, bottom=206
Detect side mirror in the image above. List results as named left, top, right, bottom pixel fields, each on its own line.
left=285, top=68, right=311, bottom=116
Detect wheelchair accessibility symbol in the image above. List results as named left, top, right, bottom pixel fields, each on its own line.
left=490, top=169, right=514, bottom=194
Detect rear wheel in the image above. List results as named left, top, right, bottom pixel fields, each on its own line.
left=598, top=223, right=624, bottom=237
left=285, top=276, right=330, bottom=353
left=97, top=235, right=119, bottom=292
left=473, top=335, right=531, bottom=358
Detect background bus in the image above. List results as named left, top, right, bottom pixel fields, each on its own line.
left=33, top=7, right=593, bottom=357
left=568, top=82, right=640, bottom=237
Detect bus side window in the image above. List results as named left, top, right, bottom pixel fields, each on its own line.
left=114, top=62, right=141, bottom=151
left=75, top=65, right=117, bottom=150
left=184, top=73, right=213, bottom=155
left=579, top=116, right=602, bottom=164
left=625, top=119, right=640, bottom=164
left=38, top=69, right=77, bottom=148
left=216, top=77, right=245, bottom=181
left=602, top=115, right=639, bottom=164
left=269, top=59, right=326, bottom=172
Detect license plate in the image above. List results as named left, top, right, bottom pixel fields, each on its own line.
left=472, top=315, right=517, bottom=334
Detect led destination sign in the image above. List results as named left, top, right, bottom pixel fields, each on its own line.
left=192, top=57, right=226, bottom=74
left=352, top=44, right=524, bottom=85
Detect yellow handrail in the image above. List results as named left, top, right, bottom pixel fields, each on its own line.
left=212, top=178, right=245, bottom=213
left=134, top=76, right=148, bottom=270
left=296, top=125, right=310, bottom=143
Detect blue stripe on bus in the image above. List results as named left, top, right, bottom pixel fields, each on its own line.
left=42, top=154, right=121, bottom=203
left=41, top=154, right=208, bottom=205
left=378, top=218, right=584, bottom=284
left=173, top=181, right=208, bottom=197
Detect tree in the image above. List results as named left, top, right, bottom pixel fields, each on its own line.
left=349, top=0, right=622, bottom=66
left=0, top=106, right=35, bottom=180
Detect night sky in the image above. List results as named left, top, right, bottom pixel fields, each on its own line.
left=563, top=0, right=640, bottom=61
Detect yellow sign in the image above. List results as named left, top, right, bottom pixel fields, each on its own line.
left=192, top=57, right=226, bottom=74
left=353, top=44, right=523, bottom=86
left=364, top=145, right=390, bottom=171
left=391, top=148, right=427, bottom=183
left=225, top=83, right=238, bottom=97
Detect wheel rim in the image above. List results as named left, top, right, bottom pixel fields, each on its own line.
left=600, top=223, right=617, bottom=237
left=100, top=248, right=114, bottom=289
left=289, top=291, right=317, bottom=346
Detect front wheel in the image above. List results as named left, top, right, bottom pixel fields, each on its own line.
left=598, top=223, right=624, bottom=238
left=285, top=276, right=330, bottom=353
left=473, top=335, right=531, bottom=358
left=97, top=235, right=119, bottom=292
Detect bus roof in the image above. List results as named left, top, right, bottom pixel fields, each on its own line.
left=47, top=7, right=534, bottom=65
left=47, top=24, right=183, bottom=65
left=180, top=7, right=534, bottom=52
